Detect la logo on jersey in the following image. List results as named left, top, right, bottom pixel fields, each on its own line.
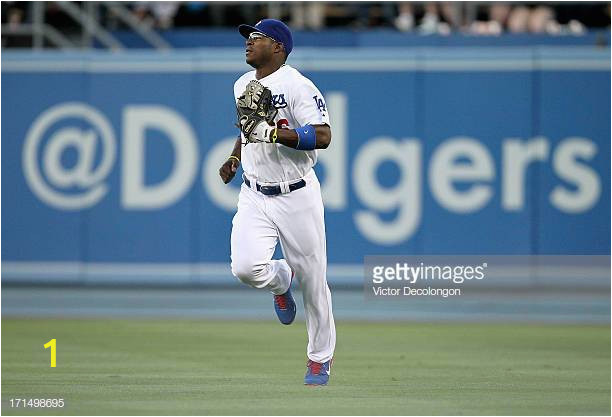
left=313, top=95, right=326, bottom=113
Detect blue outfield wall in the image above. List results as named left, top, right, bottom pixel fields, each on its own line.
left=1, top=46, right=610, bottom=283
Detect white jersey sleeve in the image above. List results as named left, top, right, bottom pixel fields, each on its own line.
left=291, top=78, right=330, bottom=128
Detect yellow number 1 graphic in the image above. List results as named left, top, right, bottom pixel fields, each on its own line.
left=44, top=339, right=56, bottom=367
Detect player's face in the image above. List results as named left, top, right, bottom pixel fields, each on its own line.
left=245, top=32, right=277, bottom=67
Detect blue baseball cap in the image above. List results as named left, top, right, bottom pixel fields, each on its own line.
left=239, top=19, right=293, bottom=56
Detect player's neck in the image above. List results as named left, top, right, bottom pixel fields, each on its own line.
left=255, top=62, right=285, bottom=80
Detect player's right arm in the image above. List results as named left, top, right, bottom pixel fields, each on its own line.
left=220, top=77, right=250, bottom=184
left=219, top=135, right=242, bottom=184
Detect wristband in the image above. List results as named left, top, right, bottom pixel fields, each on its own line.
left=295, top=125, right=316, bottom=150
left=271, top=128, right=278, bottom=144
left=228, top=155, right=240, bottom=164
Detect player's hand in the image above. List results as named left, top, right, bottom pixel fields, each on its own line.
left=219, top=157, right=240, bottom=184
left=241, top=118, right=276, bottom=143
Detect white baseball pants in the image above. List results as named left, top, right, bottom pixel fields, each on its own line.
left=230, top=169, right=336, bottom=363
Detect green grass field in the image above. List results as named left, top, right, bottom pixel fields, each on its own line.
left=1, top=319, right=610, bottom=415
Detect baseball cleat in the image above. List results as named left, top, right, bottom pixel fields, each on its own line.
left=273, top=271, right=296, bottom=325
left=304, top=358, right=332, bottom=386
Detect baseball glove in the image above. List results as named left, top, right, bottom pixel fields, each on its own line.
left=236, top=80, right=278, bottom=143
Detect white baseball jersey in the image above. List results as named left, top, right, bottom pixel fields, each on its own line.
left=234, top=64, right=330, bottom=184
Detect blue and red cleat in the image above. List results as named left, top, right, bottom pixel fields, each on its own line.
left=273, top=272, right=296, bottom=325
left=304, top=358, right=333, bottom=386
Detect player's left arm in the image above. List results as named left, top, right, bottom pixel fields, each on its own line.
left=274, top=124, right=331, bottom=150
left=273, top=80, right=331, bottom=150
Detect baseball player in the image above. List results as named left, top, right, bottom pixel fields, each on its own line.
left=218, top=19, right=336, bottom=386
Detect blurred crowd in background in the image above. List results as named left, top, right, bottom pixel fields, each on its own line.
left=2, top=1, right=610, bottom=36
